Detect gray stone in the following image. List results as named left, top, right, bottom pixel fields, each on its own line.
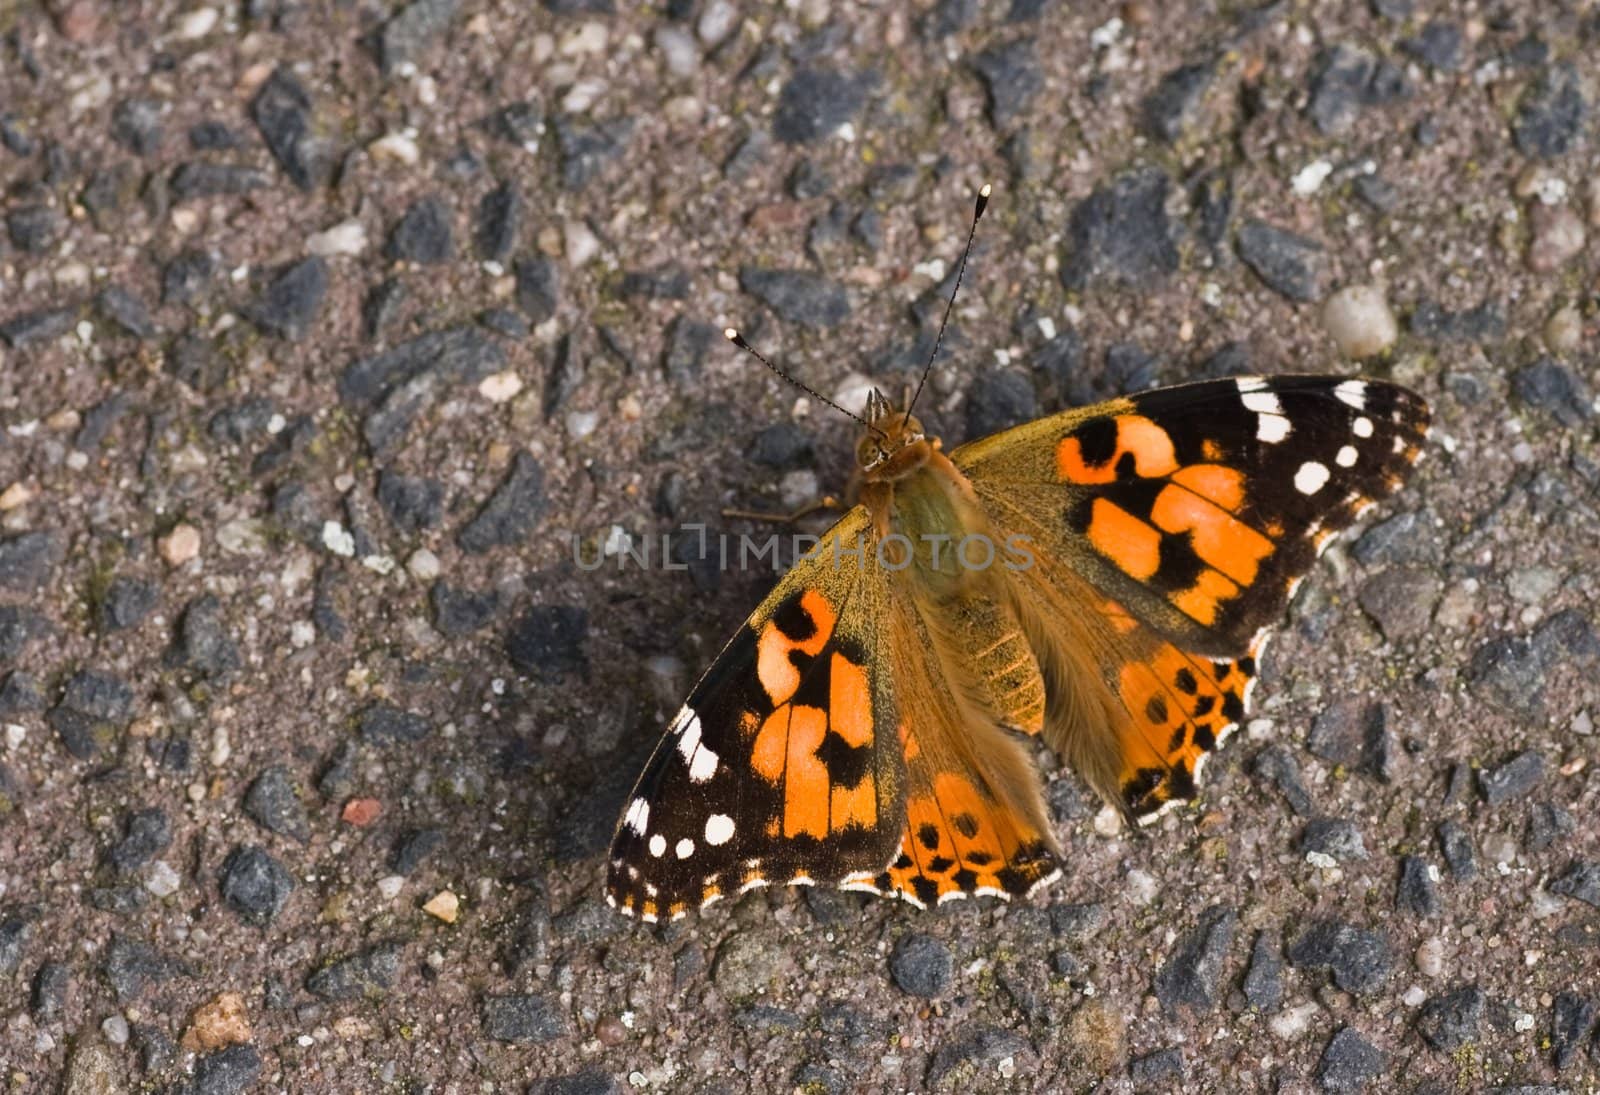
left=1154, top=905, right=1236, bottom=1013
left=890, top=933, right=953, bottom=998
left=1317, top=1027, right=1386, bottom=1092
left=483, top=992, right=566, bottom=1043
left=1416, top=985, right=1484, bottom=1050
left=1237, top=219, right=1329, bottom=302
left=739, top=268, right=850, bottom=329
left=1061, top=167, right=1180, bottom=290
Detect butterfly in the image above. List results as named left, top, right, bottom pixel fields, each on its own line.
left=606, top=189, right=1429, bottom=922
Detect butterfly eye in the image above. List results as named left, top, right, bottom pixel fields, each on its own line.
left=857, top=438, right=884, bottom=467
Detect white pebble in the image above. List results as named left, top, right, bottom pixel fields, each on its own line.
left=697, top=0, right=739, bottom=45
left=216, top=517, right=269, bottom=556
left=377, top=875, right=406, bottom=900
left=1544, top=304, right=1582, bottom=353
left=290, top=620, right=315, bottom=648
left=407, top=548, right=440, bottom=581
left=361, top=554, right=396, bottom=576
left=1092, top=804, right=1122, bottom=837
left=210, top=725, right=231, bottom=768
left=561, top=78, right=607, bottom=114
left=564, top=220, right=600, bottom=267
left=1125, top=869, right=1158, bottom=906
left=321, top=521, right=356, bottom=557
left=479, top=371, right=524, bottom=403
left=655, top=26, right=699, bottom=77
left=1415, top=936, right=1444, bottom=978
left=370, top=131, right=421, bottom=166
left=145, top=860, right=182, bottom=898
left=4, top=724, right=24, bottom=749
left=101, top=1015, right=130, bottom=1045
left=1322, top=285, right=1398, bottom=358
left=1269, top=1002, right=1320, bottom=1039
left=307, top=220, right=368, bottom=257
left=1402, top=985, right=1427, bottom=1007
left=560, top=21, right=608, bottom=55
left=566, top=410, right=600, bottom=440
left=1291, top=159, right=1333, bottom=196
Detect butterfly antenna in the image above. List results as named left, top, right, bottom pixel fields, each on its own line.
left=724, top=328, right=887, bottom=439
left=903, top=183, right=990, bottom=429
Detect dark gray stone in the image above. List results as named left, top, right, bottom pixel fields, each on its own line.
left=243, top=766, right=311, bottom=843
left=1129, top=1047, right=1185, bottom=1088
left=1409, top=298, right=1505, bottom=342
left=1514, top=62, right=1586, bottom=160
left=515, top=256, right=561, bottom=322
left=248, top=256, right=327, bottom=341
left=387, top=197, right=454, bottom=264
left=170, top=162, right=274, bottom=198
left=0, top=307, right=75, bottom=348
left=1301, top=817, right=1368, bottom=862
left=1395, top=855, right=1440, bottom=917
left=1252, top=744, right=1316, bottom=816
left=0, top=911, right=33, bottom=974
left=7, top=204, right=61, bottom=252
left=458, top=451, right=546, bottom=552
left=1317, top=1027, right=1385, bottom=1092
left=220, top=845, right=294, bottom=925
left=965, top=369, right=1038, bottom=440
left=191, top=1044, right=262, bottom=1095
left=1143, top=59, right=1217, bottom=141
left=773, top=67, right=869, bottom=144
left=970, top=39, right=1042, bottom=130
left=306, top=943, right=401, bottom=1000
left=488, top=100, right=544, bottom=146
left=363, top=278, right=407, bottom=339
left=104, top=934, right=189, bottom=1001
left=1242, top=930, right=1283, bottom=1010
left=430, top=581, right=503, bottom=636
left=1437, top=820, right=1477, bottom=879
left=1550, top=862, right=1600, bottom=907
left=252, top=66, right=334, bottom=189
left=925, top=1023, right=1033, bottom=1087
left=739, top=268, right=850, bottom=328
left=1154, top=905, right=1236, bottom=1013
left=475, top=181, right=521, bottom=261
left=1308, top=700, right=1394, bottom=780
left=749, top=422, right=814, bottom=470
left=507, top=604, right=588, bottom=678
left=1236, top=219, right=1329, bottom=302
left=1401, top=21, right=1466, bottom=71
left=1479, top=751, right=1545, bottom=806
left=1527, top=802, right=1575, bottom=852
left=49, top=670, right=135, bottom=759
left=1307, top=45, right=1411, bottom=136
left=96, top=286, right=156, bottom=338
left=391, top=828, right=446, bottom=875
left=1416, top=985, right=1484, bottom=1051
left=162, top=248, right=216, bottom=305
left=531, top=1068, right=618, bottom=1095
left=556, top=117, right=634, bottom=190
left=173, top=595, right=241, bottom=677
left=1061, top=167, right=1180, bottom=290
left=110, top=98, right=162, bottom=156
left=1357, top=566, right=1440, bottom=642
left=1287, top=920, right=1391, bottom=994
left=662, top=317, right=718, bottom=385
left=109, top=808, right=171, bottom=873
left=620, top=266, right=690, bottom=300
left=376, top=471, right=444, bottom=534
left=0, top=605, right=47, bottom=660
left=1513, top=358, right=1593, bottom=429
left=378, top=0, right=460, bottom=74
left=188, top=120, right=240, bottom=149
left=31, top=961, right=67, bottom=1019
left=889, top=932, right=953, bottom=998
left=483, top=992, right=566, bottom=1043
left=208, top=397, right=276, bottom=446
left=1551, top=992, right=1596, bottom=1070
left=358, top=702, right=431, bottom=745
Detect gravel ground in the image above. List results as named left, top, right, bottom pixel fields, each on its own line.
left=1, top=0, right=1598, bottom=1092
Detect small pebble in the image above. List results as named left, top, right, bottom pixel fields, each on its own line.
left=370, top=131, right=421, bottom=166
left=422, top=890, right=460, bottom=923
left=175, top=7, right=218, bottom=39
left=1322, top=285, right=1398, bottom=358
left=1544, top=305, right=1582, bottom=353
left=184, top=991, right=252, bottom=1050
left=306, top=221, right=368, bottom=257
left=159, top=523, right=201, bottom=566
left=1527, top=204, right=1586, bottom=272
left=377, top=875, right=406, bottom=900
left=564, top=220, right=600, bottom=267
left=479, top=371, right=524, bottom=403
left=342, top=798, right=382, bottom=826
left=406, top=549, right=441, bottom=581
left=102, top=1014, right=131, bottom=1045
left=1415, top=937, right=1444, bottom=978
left=146, top=860, right=182, bottom=898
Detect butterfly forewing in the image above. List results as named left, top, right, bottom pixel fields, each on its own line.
left=606, top=507, right=905, bottom=922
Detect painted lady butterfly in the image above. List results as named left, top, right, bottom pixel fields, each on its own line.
left=607, top=187, right=1428, bottom=921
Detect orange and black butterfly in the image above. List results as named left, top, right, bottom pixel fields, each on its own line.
left=607, top=188, right=1428, bottom=922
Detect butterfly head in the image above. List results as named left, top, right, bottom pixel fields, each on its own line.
left=858, top=388, right=933, bottom=481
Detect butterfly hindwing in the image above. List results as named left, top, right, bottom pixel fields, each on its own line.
left=607, top=508, right=905, bottom=921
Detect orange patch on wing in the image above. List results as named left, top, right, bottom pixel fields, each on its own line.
left=881, top=770, right=1054, bottom=904
left=1086, top=498, right=1163, bottom=579
left=755, top=590, right=834, bottom=705
left=1170, top=463, right=1246, bottom=512
left=1056, top=415, right=1179, bottom=484
left=1149, top=484, right=1274, bottom=585
left=828, top=653, right=873, bottom=748
left=829, top=776, right=877, bottom=830
left=1169, top=566, right=1241, bottom=627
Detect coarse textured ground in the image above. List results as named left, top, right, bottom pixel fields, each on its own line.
left=0, top=0, right=1598, bottom=1092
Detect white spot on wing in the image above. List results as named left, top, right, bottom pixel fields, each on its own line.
left=648, top=834, right=666, bottom=857
left=1353, top=416, right=1374, bottom=437
left=623, top=797, right=650, bottom=835
left=687, top=744, right=719, bottom=783
left=675, top=838, right=695, bottom=859
left=674, top=707, right=702, bottom=760
left=1241, top=390, right=1283, bottom=416
left=704, top=813, right=735, bottom=845
left=1257, top=414, right=1292, bottom=443
left=1235, top=376, right=1267, bottom=392
left=1294, top=461, right=1330, bottom=495
left=1334, top=380, right=1367, bottom=409
left=1335, top=444, right=1358, bottom=467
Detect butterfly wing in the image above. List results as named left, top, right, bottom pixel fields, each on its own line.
left=607, top=507, right=906, bottom=922
left=954, top=376, right=1429, bottom=820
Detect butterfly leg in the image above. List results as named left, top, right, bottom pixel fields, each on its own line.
left=720, top=495, right=843, bottom=525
